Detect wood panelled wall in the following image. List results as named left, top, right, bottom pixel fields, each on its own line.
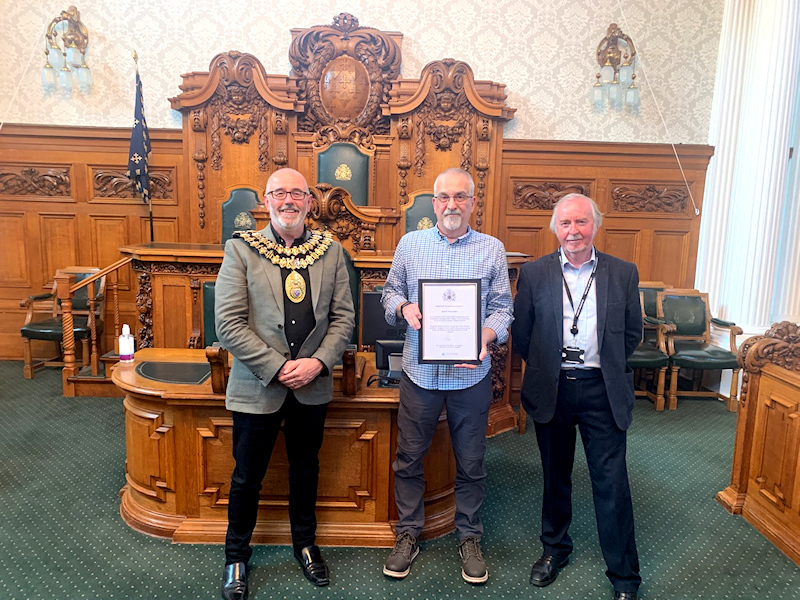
left=498, top=140, right=713, bottom=286
left=0, top=125, right=185, bottom=359
left=0, top=125, right=712, bottom=360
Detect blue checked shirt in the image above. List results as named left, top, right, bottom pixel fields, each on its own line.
left=381, top=226, right=513, bottom=391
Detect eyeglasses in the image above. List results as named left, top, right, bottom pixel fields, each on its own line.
left=266, top=189, right=309, bottom=201
left=434, top=193, right=472, bottom=204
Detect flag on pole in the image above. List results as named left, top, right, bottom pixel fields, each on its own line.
left=126, top=58, right=151, bottom=204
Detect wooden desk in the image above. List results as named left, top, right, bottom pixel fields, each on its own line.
left=113, top=348, right=456, bottom=546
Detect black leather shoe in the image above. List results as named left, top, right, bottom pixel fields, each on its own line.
left=529, top=554, right=569, bottom=587
left=221, top=561, right=248, bottom=600
left=615, top=592, right=638, bottom=600
left=294, top=545, right=330, bottom=586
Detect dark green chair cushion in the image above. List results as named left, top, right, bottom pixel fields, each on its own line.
left=670, top=341, right=739, bottom=370
left=203, top=282, right=217, bottom=347
left=221, top=188, right=260, bottom=243
left=628, top=344, right=669, bottom=369
left=661, top=296, right=706, bottom=337
left=21, top=316, right=104, bottom=341
left=317, top=143, right=369, bottom=206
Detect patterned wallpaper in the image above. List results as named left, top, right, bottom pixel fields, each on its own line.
left=0, top=0, right=724, bottom=143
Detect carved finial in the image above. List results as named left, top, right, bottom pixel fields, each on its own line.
left=331, top=13, right=359, bottom=36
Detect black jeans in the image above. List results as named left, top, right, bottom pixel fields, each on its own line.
left=224, top=391, right=328, bottom=565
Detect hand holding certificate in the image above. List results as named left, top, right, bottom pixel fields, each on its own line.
left=418, top=279, right=482, bottom=365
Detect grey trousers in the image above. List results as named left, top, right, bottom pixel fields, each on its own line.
left=393, top=372, right=492, bottom=540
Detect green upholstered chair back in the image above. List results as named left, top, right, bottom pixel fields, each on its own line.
left=52, top=268, right=105, bottom=317
left=202, top=281, right=217, bottom=347
left=403, top=192, right=436, bottom=233
left=659, top=291, right=709, bottom=339
left=221, top=188, right=260, bottom=243
left=639, top=282, right=666, bottom=318
left=317, top=143, right=370, bottom=207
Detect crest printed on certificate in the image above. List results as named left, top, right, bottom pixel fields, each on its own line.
left=418, top=279, right=482, bottom=365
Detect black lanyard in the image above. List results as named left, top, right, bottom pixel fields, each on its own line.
left=561, top=258, right=597, bottom=337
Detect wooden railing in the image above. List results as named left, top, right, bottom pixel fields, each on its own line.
left=56, top=256, right=133, bottom=394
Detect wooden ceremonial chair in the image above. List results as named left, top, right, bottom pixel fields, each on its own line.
left=20, top=267, right=106, bottom=379
left=657, top=289, right=742, bottom=411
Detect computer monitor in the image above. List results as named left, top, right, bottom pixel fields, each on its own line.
left=360, top=291, right=406, bottom=347
left=374, top=339, right=405, bottom=371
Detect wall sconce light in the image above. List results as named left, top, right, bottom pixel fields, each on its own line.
left=592, top=23, right=639, bottom=111
left=41, top=6, right=92, bottom=96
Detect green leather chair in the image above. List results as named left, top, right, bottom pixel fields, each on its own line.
left=317, top=143, right=370, bottom=206
left=402, top=192, right=436, bottom=233
left=657, top=289, right=742, bottom=411
left=627, top=282, right=672, bottom=410
left=221, top=188, right=260, bottom=243
left=20, top=267, right=105, bottom=379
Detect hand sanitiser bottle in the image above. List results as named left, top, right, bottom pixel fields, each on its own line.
left=119, top=324, right=135, bottom=363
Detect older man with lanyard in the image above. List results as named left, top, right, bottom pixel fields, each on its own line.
left=380, top=168, right=513, bottom=584
left=511, top=193, right=642, bottom=600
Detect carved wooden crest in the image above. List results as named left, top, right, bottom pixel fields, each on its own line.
left=413, top=60, right=477, bottom=177
left=202, top=52, right=272, bottom=171
left=612, top=184, right=688, bottom=213
left=738, top=321, right=800, bottom=407
left=289, top=13, right=401, bottom=135
left=513, top=181, right=592, bottom=211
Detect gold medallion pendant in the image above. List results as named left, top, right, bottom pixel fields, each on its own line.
left=285, top=270, right=306, bottom=303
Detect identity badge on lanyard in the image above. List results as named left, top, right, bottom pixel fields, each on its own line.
left=560, top=260, right=596, bottom=365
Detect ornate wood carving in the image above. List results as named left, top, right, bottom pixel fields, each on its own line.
left=738, top=322, right=800, bottom=409
left=289, top=13, right=401, bottom=136
left=136, top=271, right=153, bottom=348
left=309, top=183, right=376, bottom=251
left=312, top=123, right=376, bottom=152
left=360, top=269, right=390, bottom=292
left=94, top=170, right=172, bottom=199
left=0, top=166, right=70, bottom=196
left=413, top=60, right=477, bottom=178
left=206, top=52, right=271, bottom=171
left=193, top=150, right=207, bottom=229
left=273, top=112, right=288, bottom=167
left=489, top=342, right=508, bottom=404
left=513, top=181, right=592, bottom=211
left=612, top=184, right=688, bottom=213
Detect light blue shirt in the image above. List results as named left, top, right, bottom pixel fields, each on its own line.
left=560, top=247, right=601, bottom=369
left=381, top=226, right=514, bottom=391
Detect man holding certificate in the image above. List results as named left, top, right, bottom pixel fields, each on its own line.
left=380, top=168, right=513, bottom=584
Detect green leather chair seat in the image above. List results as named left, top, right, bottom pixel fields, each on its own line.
left=627, top=344, right=669, bottom=369
left=670, top=341, right=738, bottom=369
left=20, top=317, right=104, bottom=341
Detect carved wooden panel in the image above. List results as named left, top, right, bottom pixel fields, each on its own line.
left=38, top=214, right=79, bottom=283
left=90, top=165, right=175, bottom=204
left=198, top=415, right=232, bottom=507
left=123, top=398, right=175, bottom=503
left=511, top=180, right=593, bottom=212
left=0, top=165, right=72, bottom=199
left=611, top=182, right=691, bottom=214
left=0, top=212, right=29, bottom=286
left=752, top=385, right=800, bottom=512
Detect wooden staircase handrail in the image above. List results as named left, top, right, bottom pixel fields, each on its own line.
left=68, top=256, right=133, bottom=295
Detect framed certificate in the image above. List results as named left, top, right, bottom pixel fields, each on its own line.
left=418, top=279, right=481, bottom=365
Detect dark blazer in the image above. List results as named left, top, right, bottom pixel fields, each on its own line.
left=215, top=227, right=355, bottom=415
left=511, top=250, right=642, bottom=430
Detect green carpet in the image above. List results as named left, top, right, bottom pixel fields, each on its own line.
left=1, top=361, right=798, bottom=599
